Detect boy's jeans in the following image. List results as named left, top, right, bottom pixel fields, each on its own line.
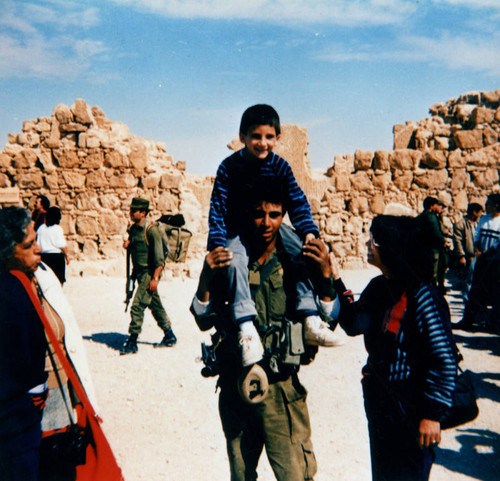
left=226, top=224, right=318, bottom=323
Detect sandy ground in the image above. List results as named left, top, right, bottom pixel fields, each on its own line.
left=63, top=264, right=500, bottom=481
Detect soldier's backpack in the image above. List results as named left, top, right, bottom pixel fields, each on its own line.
left=145, top=214, right=192, bottom=263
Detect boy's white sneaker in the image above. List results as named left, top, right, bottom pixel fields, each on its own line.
left=304, top=315, right=345, bottom=347
left=238, top=321, right=264, bottom=367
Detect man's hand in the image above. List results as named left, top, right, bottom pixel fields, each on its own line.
left=418, top=419, right=441, bottom=449
left=148, top=277, right=159, bottom=292
left=459, top=256, right=466, bottom=267
left=196, top=247, right=233, bottom=303
left=123, top=239, right=130, bottom=249
left=302, top=238, right=332, bottom=278
left=205, top=246, right=233, bottom=270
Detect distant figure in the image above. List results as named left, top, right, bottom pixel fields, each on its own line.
left=120, top=197, right=177, bottom=355
left=31, top=195, right=50, bottom=231
left=453, top=202, right=484, bottom=301
left=475, top=193, right=500, bottom=255
left=418, top=197, right=447, bottom=294
left=37, top=207, right=69, bottom=285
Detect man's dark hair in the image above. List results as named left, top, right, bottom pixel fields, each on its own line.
left=38, top=195, right=50, bottom=211
left=467, top=203, right=483, bottom=216
left=46, top=206, right=62, bottom=227
left=247, top=178, right=288, bottom=214
left=487, top=193, right=500, bottom=211
left=239, top=104, right=281, bottom=136
left=423, top=196, right=440, bottom=211
left=371, top=215, right=433, bottom=289
left=0, top=207, right=31, bottom=271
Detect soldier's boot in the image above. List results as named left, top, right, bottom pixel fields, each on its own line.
left=156, top=328, right=177, bottom=348
left=120, top=333, right=138, bottom=355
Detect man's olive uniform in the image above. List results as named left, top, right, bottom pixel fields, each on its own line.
left=193, top=247, right=318, bottom=481
left=128, top=220, right=172, bottom=335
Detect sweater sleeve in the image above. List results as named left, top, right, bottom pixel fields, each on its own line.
left=413, top=285, right=457, bottom=420
left=208, top=160, right=230, bottom=250
left=275, top=156, right=319, bottom=239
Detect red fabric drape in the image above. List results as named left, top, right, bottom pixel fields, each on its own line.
left=11, top=270, right=124, bottom=481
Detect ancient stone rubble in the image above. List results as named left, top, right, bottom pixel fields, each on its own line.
left=0, top=91, right=499, bottom=276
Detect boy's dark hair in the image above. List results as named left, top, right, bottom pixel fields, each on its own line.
left=239, top=104, right=281, bottom=136
left=38, top=195, right=50, bottom=211
left=423, top=196, right=441, bottom=211
left=46, top=206, right=62, bottom=227
left=467, top=203, right=483, bottom=216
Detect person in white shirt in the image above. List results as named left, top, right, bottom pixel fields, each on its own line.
left=36, top=207, right=69, bottom=285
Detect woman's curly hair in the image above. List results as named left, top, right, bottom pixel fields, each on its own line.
left=0, top=207, right=31, bottom=271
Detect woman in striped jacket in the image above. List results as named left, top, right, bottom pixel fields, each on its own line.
left=333, top=215, right=458, bottom=481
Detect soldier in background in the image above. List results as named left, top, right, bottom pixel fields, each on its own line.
left=121, top=197, right=177, bottom=355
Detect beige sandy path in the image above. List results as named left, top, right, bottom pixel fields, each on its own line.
left=64, top=265, right=500, bottom=481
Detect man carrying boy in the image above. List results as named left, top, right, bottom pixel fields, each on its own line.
left=192, top=182, right=340, bottom=481
left=121, top=197, right=177, bottom=355
left=208, top=104, right=337, bottom=366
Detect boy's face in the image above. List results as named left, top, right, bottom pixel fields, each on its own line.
left=239, top=124, right=280, bottom=161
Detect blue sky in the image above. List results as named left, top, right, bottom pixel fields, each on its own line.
left=1, top=0, right=499, bottom=175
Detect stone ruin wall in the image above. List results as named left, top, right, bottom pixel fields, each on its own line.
left=0, top=90, right=499, bottom=276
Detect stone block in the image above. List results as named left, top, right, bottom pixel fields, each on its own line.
left=35, top=121, right=51, bottom=133
left=142, top=174, right=161, bottom=189
left=393, top=171, right=413, bottom=191
left=471, top=107, right=495, bottom=126
left=434, top=136, right=450, bottom=150
left=60, top=123, right=88, bottom=133
left=12, top=149, right=37, bottom=169
left=333, top=154, right=354, bottom=174
left=390, top=149, right=422, bottom=171
left=83, top=239, right=99, bottom=260
left=53, top=149, right=80, bottom=168
left=348, top=196, right=369, bottom=214
left=450, top=170, right=469, bottom=190
left=448, top=150, right=467, bottom=168
left=129, top=142, right=148, bottom=170
left=76, top=216, right=99, bottom=235
left=369, top=194, right=386, bottom=214
left=325, top=214, right=343, bottom=235
left=53, top=104, right=74, bottom=124
left=0, top=174, right=10, bottom=188
left=322, top=190, right=345, bottom=213
left=75, top=192, right=100, bottom=211
left=354, top=149, right=373, bottom=170
left=175, top=161, right=186, bottom=171
left=104, top=150, right=126, bottom=168
left=62, top=171, right=86, bottom=189
left=0, top=153, right=12, bottom=169
left=157, top=192, right=180, bottom=212
left=471, top=168, right=499, bottom=188
left=483, top=126, right=498, bottom=146
left=413, top=169, right=448, bottom=189
left=454, top=104, right=475, bottom=123
left=372, top=172, right=392, bottom=190
left=100, top=237, right=125, bottom=259
left=18, top=172, right=44, bottom=189
left=86, top=170, right=108, bottom=189
left=345, top=216, right=363, bottom=235
left=373, top=151, right=390, bottom=170
left=81, top=151, right=103, bottom=169
left=393, top=124, right=415, bottom=150
left=109, top=173, right=138, bottom=189
left=100, top=212, right=126, bottom=235
left=37, top=151, right=56, bottom=173
left=72, top=99, right=94, bottom=124
left=421, top=150, right=447, bottom=169
left=335, top=174, right=351, bottom=191
left=3, top=143, right=22, bottom=157
left=160, top=172, right=182, bottom=189
left=453, top=191, right=469, bottom=211
left=482, top=89, right=500, bottom=105
left=45, top=172, right=59, bottom=191
left=99, top=194, right=121, bottom=210
left=453, top=129, right=483, bottom=150
left=109, top=122, right=130, bottom=143
left=351, top=171, right=373, bottom=192
left=22, top=120, right=35, bottom=132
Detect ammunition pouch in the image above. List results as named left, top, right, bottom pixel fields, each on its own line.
left=262, top=318, right=306, bottom=374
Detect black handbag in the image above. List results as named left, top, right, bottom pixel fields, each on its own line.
left=39, top=344, right=89, bottom=478
left=440, top=367, right=479, bottom=430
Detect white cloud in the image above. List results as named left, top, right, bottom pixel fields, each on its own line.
left=315, top=33, right=500, bottom=77
left=0, top=2, right=105, bottom=79
left=433, top=0, right=500, bottom=9
left=109, top=0, right=417, bottom=26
